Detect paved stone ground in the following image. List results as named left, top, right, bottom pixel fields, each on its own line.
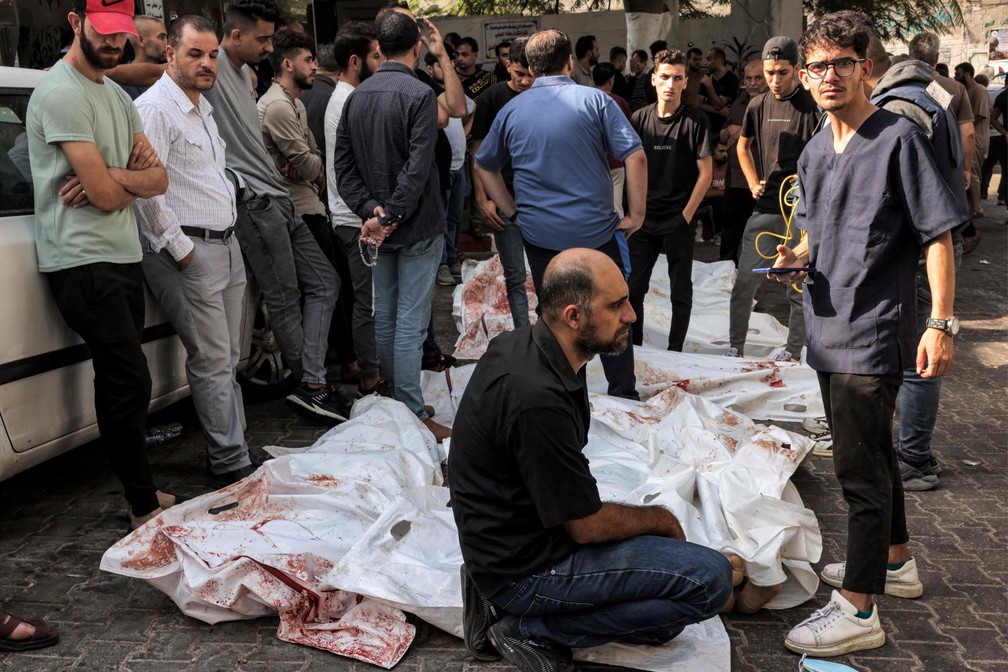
left=1, top=202, right=1005, bottom=672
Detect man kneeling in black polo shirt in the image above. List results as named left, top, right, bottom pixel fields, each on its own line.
left=448, top=248, right=733, bottom=672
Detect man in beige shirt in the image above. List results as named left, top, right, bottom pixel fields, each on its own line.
left=955, top=62, right=990, bottom=218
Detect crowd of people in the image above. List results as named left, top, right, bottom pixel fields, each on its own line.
left=1, top=0, right=1001, bottom=665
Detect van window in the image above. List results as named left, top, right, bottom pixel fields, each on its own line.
left=0, top=89, right=33, bottom=216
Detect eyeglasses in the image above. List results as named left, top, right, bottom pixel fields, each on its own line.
left=803, top=58, right=865, bottom=79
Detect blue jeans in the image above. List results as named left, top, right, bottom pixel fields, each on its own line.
left=372, top=235, right=443, bottom=420
left=495, top=216, right=530, bottom=328
left=491, top=536, right=732, bottom=648
left=897, top=239, right=964, bottom=464
left=442, top=165, right=468, bottom=266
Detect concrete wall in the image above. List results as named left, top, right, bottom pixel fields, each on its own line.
left=427, top=0, right=804, bottom=68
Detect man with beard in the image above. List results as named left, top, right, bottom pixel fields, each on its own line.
left=131, top=15, right=256, bottom=487
left=776, top=11, right=960, bottom=656
left=682, top=47, right=704, bottom=107
left=27, top=0, right=170, bottom=528
left=728, top=36, right=820, bottom=363
left=573, top=34, right=598, bottom=86
left=325, top=22, right=384, bottom=399
left=205, top=0, right=344, bottom=425
left=121, top=15, right=167, bottom=99
left=455, top=36, right=494, bottom=100
left=492, top=41, right=510, bottom=83
left=626, top=49, right=713, bottom=352
left=470, top=36, right=535, bottom=328
left=449, top=248, right=732, bottom=670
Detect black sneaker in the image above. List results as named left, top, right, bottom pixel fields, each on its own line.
left=286, top=384, right=350, bottom=422
left=487, top=615, right=575, bottom=672
left=326, top=383, right=355, bottom=418
left=899, top=458, right=938, bottom=491
left=206, top=460, right=260, bottom=488
left=461, top=565, right=501, bottom=660
left=356, top=379, right=393, bottom=400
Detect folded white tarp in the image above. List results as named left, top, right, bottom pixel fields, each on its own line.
left=102, top=371, right=822, bottom=670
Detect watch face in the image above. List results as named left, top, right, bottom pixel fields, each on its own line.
left=948, top=317, right=960, bottom=335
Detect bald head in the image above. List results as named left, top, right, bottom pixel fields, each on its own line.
left=540, top=249, right=617, bottom=323
left=130, top=15, right=168, bottom=64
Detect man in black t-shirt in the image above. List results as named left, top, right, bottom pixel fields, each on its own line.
left=455, top=35, right=495, bottom=100
left=627, top=49, right=713, bottom=351
left=728, top=36, right=821, bottom=362
left=450, top=248, right=732, bottom=670
left=469, top=37, right=535, bottom=327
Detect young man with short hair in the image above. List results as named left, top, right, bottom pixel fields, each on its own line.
left=573, top=34, right=598, bottom=86
left=492, top=40, right=510, bottom=83
left=609, top=45, right=632, bottom=99
left=776, top=11, right=961, bottom=656
left=121, top=15, right=167, bottom=99
left=728, top=36, right=820, bottom=362
left=626, top=49, right=713, bottom=352
left=593, top=61, right=632, bottom=220
left=454, top=35, right=493, bottom=100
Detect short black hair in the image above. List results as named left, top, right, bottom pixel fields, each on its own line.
left=632, top=49, right=648, bottom=62
left=575, top=34, right=596, bottom=59
left=799, top=10, right=871, bottom=63
left=268, top=25, right=314, bottom=71
left=457, top=36, right=479, bottom=53
left=935, top=62, right=949, bottom=77
left=592, top=61, right=616, bottom=86
left=526, top=29, right=571, bottom=76
left=374, top=1, right=408, bottom=27
left=224, top=0, right=281, bottom=34
left=648, top=40, right=667, bottom=57
left=955, top=61, right=974, bottom=77
left=540, top=265, right=595, bottom=323
left=509, top=36, right=529, bottom=69
left=655, top=49, right=686, bottom=68
left=377, top=10, right=419, bottom=59
left=609, top=46, right=627, bottom=61
left=707, top=46, right=726, bottom=63
left=167, top=14, right=217, bottom=50
left=687, top=47, right=703, bottom=58
left=333, top=24, right=374, bottom=71
left=495, top=41, right=510, bottom=57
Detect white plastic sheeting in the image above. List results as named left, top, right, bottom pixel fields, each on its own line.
left=102, top=378, right=822, bottom=671
left=453, top=256, right=802, bottom=361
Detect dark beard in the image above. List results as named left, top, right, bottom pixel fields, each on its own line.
left=294, top=70, right=313, bottom=90
left=575, top=322, right=630, bottom=359
left=360, top=58, right=373, bottom=82
left=79, top=30, right=122, bottom=70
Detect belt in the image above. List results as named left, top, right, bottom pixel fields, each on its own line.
left=181, top=225, right=235, bottom=241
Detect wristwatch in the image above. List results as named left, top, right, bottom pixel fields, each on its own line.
left=925, top=316, right=960, bottom=337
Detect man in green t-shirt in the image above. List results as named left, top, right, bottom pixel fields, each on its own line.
left=26, top=0, right=170, bottom=530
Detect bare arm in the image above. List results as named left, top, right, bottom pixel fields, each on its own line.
left=620, top=148, right=647, bottom=238
left=59, top=132, right=165, bottom=211
left=683, top=155, right=713, bottom=222
left=473, top=161, right=516, bottom=219
left=108, top=132, right=168, bottom=199
left=737, top=135, right=763, bottom=199
left=959, top=120, right=974, bottom=188
left=992, top=103, right=1007, bottom=137
left=564, top=502, right=685, bottom=545
left=917, top=230, right=955, bottom=379
left=105, top=62, right=167, bottom=88
left=469, top=138, right=506, bottom=230
left=422, top=18, right=466, bottom=118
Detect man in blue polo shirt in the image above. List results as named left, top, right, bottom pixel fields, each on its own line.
left=474, top=28, right=647, bottom=400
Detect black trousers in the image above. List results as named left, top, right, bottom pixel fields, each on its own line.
left=46, top=262, right=158, bottom=517
left=302, top=213, right=356, bottom=366
left=718, top=188, right=756, bottom=265
left=817, top=371, right=908, bottom=595
left=626, top=217, right=695, bottom=351
left=523, top=235, right=639, bottom=400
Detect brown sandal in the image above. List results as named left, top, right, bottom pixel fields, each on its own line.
left=0, top=608, right=59, bottom=652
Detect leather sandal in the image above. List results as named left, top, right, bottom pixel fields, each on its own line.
left=0, top=608, right=59, bottom=652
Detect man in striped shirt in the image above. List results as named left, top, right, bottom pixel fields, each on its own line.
left=132, top=15, right=256, bottom=487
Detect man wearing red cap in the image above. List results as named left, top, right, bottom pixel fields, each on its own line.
left=26, top=0, right=171, bottom=530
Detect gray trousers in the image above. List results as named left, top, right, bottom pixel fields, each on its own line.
left=142, top=236, right=251, bottom=474
left=334, top=224, right=379, bottom=379
left=729, top=210, right=806, bottom=357
left=235, top=193, right=338, bottom=385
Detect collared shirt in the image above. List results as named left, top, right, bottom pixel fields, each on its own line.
left=333, top=61, right=444, bottom=246
left=258, top=81, right=326, bottom=216
left=475, top=75, right=642, bottom=251
left=573, top=62, right=594, bottom=86
left=448, top=320, right=601, bottom=597
left=132, top=73, right=236, bottom=261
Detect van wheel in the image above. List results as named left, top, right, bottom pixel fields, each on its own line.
left=238, top=298, right=295, bottom=397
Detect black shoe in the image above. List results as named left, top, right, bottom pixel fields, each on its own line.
left=286, top=384, right=350, bottom=422
left=422, top=353, right=456, bottom=372
left=461, top=565, right=501, bottom=660
left=487, top=615, right=575, bottom=672
left=355, top=379, right=393, bottom=400
left=206, top=460, right=260, bottom=488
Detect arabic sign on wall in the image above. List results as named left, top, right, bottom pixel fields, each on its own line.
left=482, top=20, right=539, bottom=61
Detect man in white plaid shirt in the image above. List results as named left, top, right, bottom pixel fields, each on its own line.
left=132, top=15, right=255, bottom=487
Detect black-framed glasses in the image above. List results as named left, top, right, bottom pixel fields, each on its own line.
left=803, top=58, right=865, bottom=79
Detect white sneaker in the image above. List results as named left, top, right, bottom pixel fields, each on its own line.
left=724, top=347, right=742, bottom=358
left=803, top=416, right=830, bottom=434
left=785, top=590, right=886, bottom=656
left=820, top=558, right=923, bottom=598
left=774, top=350, right=797, bottom=362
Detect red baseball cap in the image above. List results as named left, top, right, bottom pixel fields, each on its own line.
left=80, top=0, right=138, bottom=37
